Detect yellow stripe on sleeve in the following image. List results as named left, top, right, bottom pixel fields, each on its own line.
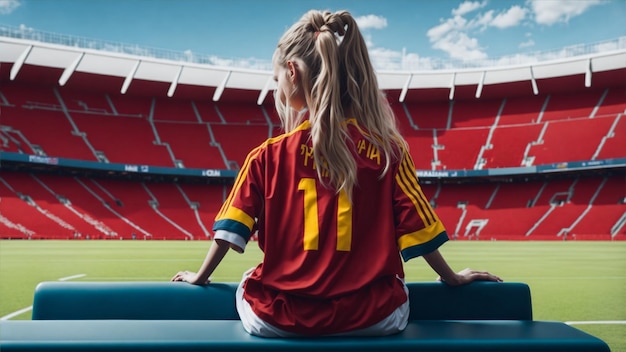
left=395, top=153, right=437, bottom=226
left=216, top=145, right=264, bottom=220
left=217, top=206, right=256, bottom=232
left=397, top=220, right=447, bottom=251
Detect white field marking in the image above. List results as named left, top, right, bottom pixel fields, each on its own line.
left=513, top=276, right=626, bottom=280
left=58, top=274, right=87, bottom=281
left=566, top=321, right=626, bottom=325
left=0, top=306, right=33, bottom=321
left=83, top=277, right=171, bottom=280
left=0, top=274, right=87, bottom=320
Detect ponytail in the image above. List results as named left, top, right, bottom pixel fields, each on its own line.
left=309, top=12, right=355, bottom=197
left=274, top=10, right=407, bottom=200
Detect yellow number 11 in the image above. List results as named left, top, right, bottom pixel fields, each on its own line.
left=298, top=178, right=352, bottom=251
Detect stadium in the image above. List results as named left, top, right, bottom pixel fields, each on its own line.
left=0, top=28, right=624, bottom=241
left=0, top=15, right=625, bottom=352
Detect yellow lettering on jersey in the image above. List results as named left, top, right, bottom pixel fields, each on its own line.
left=298, top=178, right=353, bottom=252
left=336, top=189, right=352, bottom=251
left=298, top=178, right=319, bottom=251
left=367, top=142, right=381, bottom=165
left=357, top=139, right=381, bottom=165
left=357, top=139, right=367, bottom=155
left=300, top=144, right=314, bottom=167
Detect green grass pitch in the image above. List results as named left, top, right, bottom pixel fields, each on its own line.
left=1, top=240, right=624, bottom=351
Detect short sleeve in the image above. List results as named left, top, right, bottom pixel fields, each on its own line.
left=212, top=145, right=265, bottom=246
left=393, top=151, right=449, bottom=261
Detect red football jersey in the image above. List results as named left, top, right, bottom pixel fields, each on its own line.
left=213, top=119, right=449, bottom=335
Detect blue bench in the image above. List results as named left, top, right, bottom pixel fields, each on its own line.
left=0, top=281, right=609, bottom=351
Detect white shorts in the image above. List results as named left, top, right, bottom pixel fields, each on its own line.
left=235, top=269, right=410, bottom=337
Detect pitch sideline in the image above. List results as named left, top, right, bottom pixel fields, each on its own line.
left=566, top=320, right=626, bottom=325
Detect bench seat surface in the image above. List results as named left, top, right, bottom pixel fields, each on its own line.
left=0, top=319, right=609, bottom=352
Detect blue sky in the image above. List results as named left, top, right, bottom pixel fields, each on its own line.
left=1, top=0, right=625, bottom=69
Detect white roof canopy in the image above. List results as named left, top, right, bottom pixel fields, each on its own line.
left=1, top=36, right=625, bottom=103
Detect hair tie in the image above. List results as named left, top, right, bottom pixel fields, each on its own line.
left=314, top=31, right=321, bottom=39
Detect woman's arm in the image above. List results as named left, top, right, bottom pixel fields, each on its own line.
left=422, top=249, right=502, bottom=286
left=171, top=239, right=232, bottom=285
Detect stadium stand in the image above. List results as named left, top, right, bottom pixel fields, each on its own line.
left=2, top=78, right=623, bottom=171
left=141, top=181, right=212, bottom=239
left=40, top=175, right=136, bottom=238
left=0, top=175, right=65, bottom=239
left=496, top=95, right=545, bottom=125
left=211, top=123, right=273, bottom=169
left=70, top=112, right=175, bottom=166
left=404, top=101, right=450, bottom=130
left=0, top=170, right=230, bottom=240
left=528, top=116, right=616, bottom=165
left=0, top=34, right=625, bottom=241
left=193, top=100, right=225, bottom=123
left=177, top=182, right=226, bottom=234
left=1, top=105, right=95, bottom=160
left=481, top=123, right=544, bottom=168
left=106, top=93, right=152, bottom=117
left=83, top=178, right=194, bottom=240
left=566, top=175, right=626, bottom=239
left=425, top=174, right=626, bottom=241
left=217, top=102, right=268, bottom=125
left=403, top=130, right=437, bottom=169
left=154, top=120, right=227, bottom=169
left=0, top=281, right=609, bottom=351
left=57, top=87, right=114, bottom=114
left=152, top=98, right=199, bottom=123
left=435, top=127, right=490, bottom=170
left=0, top=172, right=97, bottom=239
left=596, top=113, right=626, bottom=160
left=451, top=99, right=502, bottom=128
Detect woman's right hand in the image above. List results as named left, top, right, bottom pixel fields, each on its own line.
left=437, top=268, right=503, bottom=286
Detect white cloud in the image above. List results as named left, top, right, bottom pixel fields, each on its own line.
left=452, top=0, right=488, bottom=16
left=591, top=40, right=620, bottom=53
left=355, top=14, right=388, bottom=30
left=427, top=8, right=488, bottom=61
left=360, top=34, right=440, bottom=71
left=491, top=5, right=528, bottom=28
left=0, top=0, right=20, bottom=15
left=468, top=6, right=528, bottom=30
left=368, top=46, right=402, bottom=70
left=473, top=10, right=494, bottom=29
left=528, top=0, right=604, bottom=25
left=519, top=38, right=535, bottom=49
left=426, top=15, right=468, bottom=42
left=426, top=3, right=532, bottom=61
left=367, top=46, right=441, bottom=71
left=518, top=31, right=536, bottom=49
left=432, top=31, right=487, bottom=60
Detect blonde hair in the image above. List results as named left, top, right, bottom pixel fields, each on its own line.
left=274, top=10, right=407, bottom=199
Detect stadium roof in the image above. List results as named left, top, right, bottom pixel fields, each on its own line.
left=1, top=35, right=625, bottom=104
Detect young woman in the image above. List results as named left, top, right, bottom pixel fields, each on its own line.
left=172, top=9, right=502, bottom=337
